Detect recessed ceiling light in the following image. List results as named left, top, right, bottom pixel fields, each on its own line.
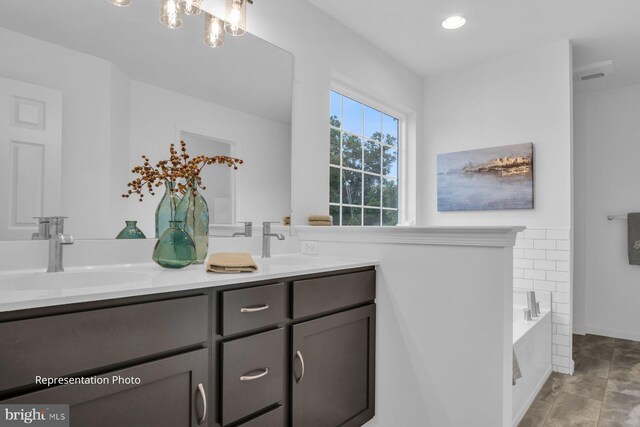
left=442, top=15, right=466, bottom=30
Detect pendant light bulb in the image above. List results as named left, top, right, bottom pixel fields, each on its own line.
left=224, top=0, right=247, bottom=36
left=203, top=13, right=225, bottom=48
left=184, top=0, right=202, bottom=16
left=160, top=0, right=184, bottom=29
left=108, top=0, right=132, bottom=6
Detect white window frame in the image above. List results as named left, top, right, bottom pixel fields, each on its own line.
left=329, top=82, right=408, bottom=226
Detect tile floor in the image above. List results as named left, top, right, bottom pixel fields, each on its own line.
left=519, top=334, right=640, bottom=427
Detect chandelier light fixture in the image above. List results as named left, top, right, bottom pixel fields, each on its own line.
left=204, top=13, right=225, bottom=48
left=107, top=0, right=253, bottom=49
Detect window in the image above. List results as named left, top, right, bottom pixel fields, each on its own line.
left=329, top=90, right=399, bottom=226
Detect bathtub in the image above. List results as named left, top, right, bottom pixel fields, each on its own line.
left=512, top=289, right=552, bottom=427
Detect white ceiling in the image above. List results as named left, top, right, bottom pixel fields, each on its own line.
left=0, top=0, right=293, bottom=123
left=307, top=0, right=640, bottom=90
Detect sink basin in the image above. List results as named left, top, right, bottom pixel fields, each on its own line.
left=0, top=271, right=152, bottom=291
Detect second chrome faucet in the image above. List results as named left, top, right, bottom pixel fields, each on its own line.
left=262, top=221, right=285, bottom=258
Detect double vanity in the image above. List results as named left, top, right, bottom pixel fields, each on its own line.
left=0, top=256, right=377, bottom=427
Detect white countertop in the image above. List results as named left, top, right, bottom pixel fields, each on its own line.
left=0, top=255, right=377, bottom=312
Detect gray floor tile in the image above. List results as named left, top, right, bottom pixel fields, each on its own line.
left=537, top=372, right=569, bottom=403
left=598, top=417, right=637, bottom=426
left=613, top=341, right=640, bottom=360
left=578, top=343, right=615, bottom=361
left=519, top=398, right=554, bottom=427
left=609, top=355, right=640, bottom=382
left=544, top=392, right=601, bottom=427
left=600, top=381, right=640, bottom=425
left=575, top=355, right=612, bottom=379
left=563, top=374, right=608, bottom=401
left=585, top=335, right=616, bottom=346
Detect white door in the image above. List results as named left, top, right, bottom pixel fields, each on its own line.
left=0, top=77, right=63, bottom=240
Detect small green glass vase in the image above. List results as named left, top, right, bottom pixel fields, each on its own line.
left=155, top=179, right=181, bottom=239
left=176, top=178, right=209, bottom=264
left=152, top=220, right=196, bottom=269
left=116, top=220, right=146, bottom=239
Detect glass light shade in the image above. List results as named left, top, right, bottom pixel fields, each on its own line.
left=204, top=13, right=225, bottom=48
left=108, top=0, right=132, bottom=6
left=224, top=0, right=246, bottom=36
left=183, top=0, right=202, bottom=16
left=160, top=0, right=184, bottom=29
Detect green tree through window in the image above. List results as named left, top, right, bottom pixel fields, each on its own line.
left=329, top=91, right=399, bottom=226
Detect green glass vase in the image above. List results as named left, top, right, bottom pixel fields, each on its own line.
left=152, top=220, right=196, bottom=269
left=176, top=178, right=209, bottom=263
left=155, top=179, right=181, bottom=239
left=116, top=220, right=146, bottom=239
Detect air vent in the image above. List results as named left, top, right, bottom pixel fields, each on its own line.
left=573, top=60, right=615, bottom=82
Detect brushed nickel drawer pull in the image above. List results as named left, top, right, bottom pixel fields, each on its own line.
left=240, top=368, right=269, bottom=381
left=197, top=383, right=207, bottom=425
left=295, top=350, right=305, bottom=383
left=240, top=304, right=270, bottom=313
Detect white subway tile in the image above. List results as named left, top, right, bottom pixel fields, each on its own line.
left=515, top=259, right=534, bottom=269
left=552, top=324, right=557, bottom=334
left=535, top=240, right=557, bottom=250
left=514, top=278, right=534, bottom=289
left=547, top=229, right=570, bottom=240
left=534, top=280, right=557, bottom=292
left=514, top=268, right=524, bottom=278
left=556, top=282, right=570, bottom=293
left=547, top=250, right=570, bottom=261
left=552, top=292, right=571, bottom=304
left=556, top=240, right=570, bottom=251
left=515, top=239, right=534, bottom=249
left=553, top=355, right=571, bottom=367
left=524, top=229, right=547, bottom=239
left=513, top=248, right=524, bottom=259
left=534, top=260, right=556, bottom=271
left=525, top=249, right=547, bottom=260
left=553, top=334, right=571, bottom=346
left=552, top=344, right=558, bottom=354
left=556, top=261, right=570, bottom=272
left=554, top=366, right=571, bottom=374
left=556, top=324, right=571, bottom=336
left=556, top=345, right=571, bottom=357
left=553, top=313, right=570, bottom=325
left=548, top=271, right=570, bottom=283
left=555, top=303, right=570, bottom=314
left=524, top=269, right=546, bottom=280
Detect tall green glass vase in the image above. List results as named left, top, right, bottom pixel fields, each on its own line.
left=152, top=220, right=196, bottom=269
left=176, top=178, right=209, bottom=263
left=155, top=180, right=181, bottom=239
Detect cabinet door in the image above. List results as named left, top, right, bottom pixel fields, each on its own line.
left=291, top=305, right=375, bottom=427
left=3, top=349, right=209, bottom=427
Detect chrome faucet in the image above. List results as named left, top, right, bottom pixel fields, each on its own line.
left=526, top=291, right=540, bottom=318
left=232, top=222, right=253, bottom=237
left=39, top=217, right=74, bottom=273
left=262, top=221, right=285, bottom=258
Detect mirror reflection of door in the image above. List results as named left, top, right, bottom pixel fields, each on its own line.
left=0, top=77, right=62, bottom=240
left=180, top=131, right=235, bottom=225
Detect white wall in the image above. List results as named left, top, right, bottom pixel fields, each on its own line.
left=574, top=84, right=640, bottom=340
left=422, top=41, right=573, bottom=229
left=127, top=82, right=291, bottom=237
left=239, top=0, right=423, bottom=225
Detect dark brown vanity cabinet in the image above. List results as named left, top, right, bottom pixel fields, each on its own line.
left=291, top=305, right=376, bottom=427
left=0, top=267, right=376, bottom=427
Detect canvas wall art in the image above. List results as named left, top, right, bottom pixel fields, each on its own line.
left=437, top=143, right=534, bottom=212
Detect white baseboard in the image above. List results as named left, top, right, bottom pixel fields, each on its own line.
left=573, top=326, right=587, bottom=335
left=586, top=326, right=640, bottom=342
left=512, top=367, right=552, bottom=427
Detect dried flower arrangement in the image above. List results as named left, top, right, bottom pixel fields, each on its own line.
left=123, top=140, right=243, bottom=202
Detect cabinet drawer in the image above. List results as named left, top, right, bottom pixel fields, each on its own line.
left=237, top=406, right=284, bottom=427
left=292, top=270, right=375, bottom=319
left=221, top=283, right=286, bottom=335
left=221, top=328, right=284, bottom=425
left=0, top=295, right=208, bottom=393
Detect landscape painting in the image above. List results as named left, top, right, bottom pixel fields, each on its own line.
left=437, top=143, right=534, bottom=211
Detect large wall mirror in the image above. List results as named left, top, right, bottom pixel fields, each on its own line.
left=0, top=0, right=293, bottom=240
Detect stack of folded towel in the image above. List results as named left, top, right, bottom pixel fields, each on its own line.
left=308, top=215, right=333, bottom=226
left=206, top=252, right=258, bottom=273
left=628, top=213, right=640, bottom=266
left=283, top=216, right=290, bottom=226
